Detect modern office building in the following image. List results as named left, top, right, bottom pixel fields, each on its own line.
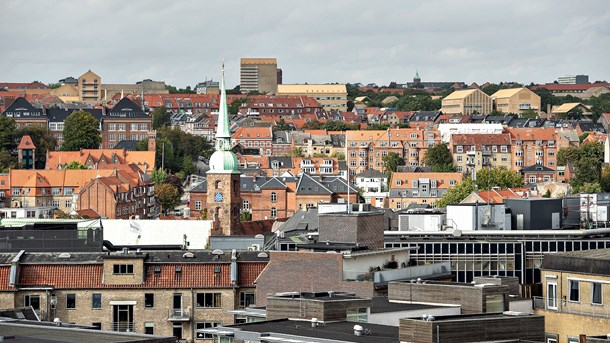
left=240, top=58, right=278, bottom=94
left=277, top=84, right=348, bottom=112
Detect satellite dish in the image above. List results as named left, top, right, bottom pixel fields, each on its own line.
left=211, top=249, right=224, bottom=256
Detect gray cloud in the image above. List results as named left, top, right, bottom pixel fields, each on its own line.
left=1, top=0, right=608, bottom=88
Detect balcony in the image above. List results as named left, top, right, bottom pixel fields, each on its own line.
left=533, top=296, right=610, bottom=318
left=167, top=307, right=191, bottom=321
left=111, top=322, right=134, bottom=332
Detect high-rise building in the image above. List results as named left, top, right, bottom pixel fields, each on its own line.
left=207, top=65, right=242, bottom=235
left=240, top=58, right=278, bottom=94
left=557, top=74, right=589, bottom=84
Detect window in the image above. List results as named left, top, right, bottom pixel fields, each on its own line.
left=271, top=192, right=277, bottom=203
left=456, top=146, right=463, bottom=153
left=108, top=123, right=117, bottom=131
left=569, top=280, right=579, bottom=302
left=52, top=200, right=60, bottom=207
left=64, top=188, right=73, bottom=196
left=51, top=187, right=61, bottom=196
left=500, top=145, right=507, bottom=153
left=592, top=282, right=602, bottom=305
left=346, top=307, right=368, bottom=323
left=92, top=294, right=102, bottom=309
left=92, top=322, right=101, bottom=330
left=140, top=123, right=148, bottom=131
left=113, top=264, right=134, bottom=274
left=239, top=292, right=255, bottom=308
left=529, top=176, right=536, bottom=183
left=196, top=293, right=222, bottom=308
left=118, top=123, right=126, bottom=131
left=195, top=201, right=202, bottom=211
left=145, top=293, right=154, bottom=308
left=131, top=123, right=138, bottom=131
left=196, top=322, right=220, bottom=339
left=271, top=207, right=277, bottom=218
left=24, top=295, right=41, bottom=310
left=144, top=322, right=154, bottom=335
left=242, top=200, right=250, bottom=210
left=65, top=200, right=72, bottom=208
left=67, top=294, right=76, bottom=309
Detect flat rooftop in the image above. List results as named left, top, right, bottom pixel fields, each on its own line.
left=270, top=291, right=366, bottom=301
left=221, top=319, right=399, bottom=343
left=370, top=297, right=451, bottom=314
left=0, top=320, right=175, bottom=343
left=542, top=248, right=610, bottom=275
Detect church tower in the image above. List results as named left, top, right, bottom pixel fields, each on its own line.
left=206, top=65, right=241, bottom=235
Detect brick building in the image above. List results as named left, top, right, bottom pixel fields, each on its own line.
left=506, top=128, right=567, bottom=171
left=46, top=147, right=155, bottom=174
left=0, top=250, right=268, bottom=341
left=450, top=133, right=512, bottom=177
left=102, top=97, right=154, bottom=149
left=232, top=126, right=273, bottom=156
left=388, top=171, right=463, bottom=208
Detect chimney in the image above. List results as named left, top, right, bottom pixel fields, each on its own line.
left=148, top=137, right=157, bottom=152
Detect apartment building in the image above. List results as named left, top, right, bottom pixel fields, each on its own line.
left=102, top=97, right=153, bottom=149
left=1, top=97, right=47, bottom=128
left=388, top=171, right=463, bottom=208
left=277, top=84, right=348, bottom=112
left=46, top=148, right=155, bottom=173
left=506, top=128, right=564, bottom=171
left=78, top=70, right=101, bottom=103
left=441, top=88, right=493, bottom=115
left=291, top=131, right=344, bottom=157
left=345, top=128, right=441, bottom=179
left=232, top=126, right=273, bottom=156
left=0, top=250, right=267, bottom=341
left=535, top=249, right=610, bottom=343
left=240, top=58, right=278, bottom=94
left=491, top=87, right=541, bottom=114
left=450, top=133, right=512, bottom=176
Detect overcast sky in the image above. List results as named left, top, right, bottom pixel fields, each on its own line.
left=1, top=0, right=608, bottom=88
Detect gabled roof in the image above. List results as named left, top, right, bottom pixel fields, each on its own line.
left=2, top=97, right=43, bottom=116
left=106, top=97, right=147, bottom=118
left=260, top=177, right=287, bottom=190
left=356, top=169, right=387, bottom=178
left=17, top=135, right=35, bottom=150
left=521, top=164, right=555, bottom=173
left=506, top=128, right=557, bottom=141
left=443, top=89, right=479, bottom=100
left=490, top=88, right=529, bottom=99
left=295, top=173, right=332, bottom=195
left=552, top=102, right=592, bottom=114
left=321, top=176, right=357, bottom=194
left=46, top=108, right=104, bottom=122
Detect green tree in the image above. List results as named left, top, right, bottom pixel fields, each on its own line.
left=557, top=146, right=581, bottom=166
left=154, top=183, right=181, bottom=214
left=152, top=106, right=171, bottom=129
left=573, top=156, right=602, bottom=188
left=482, top=83, right=501, bottom=96
left=0, top=150, right=16, bottom=172
left=135, top=138, right=148, bottom=151
left=61, top=110, right=101, bottom=151
left=302, top=120, right=325, bottom=130
left=228, top=98, right=248, bottom=114
left=520, top=109, right=538, bottom=119
left=436, top=179, right=475, bottom=207
left=365, top=123, right=391, bottom=130
left=291, top=147, right=304, bottom=158
left=64, top=161, right=88, bottom=169
left=181, top=155, right=195, bottom=176
left=574, top=182, right=602, bottom=194
left=600, top=166, right=610, bottom=192
left=155, top=137, right=175, bottom=171
left=423, top=143, right=453, bottom=170
left=0, top=116, right=17, bottom=151
left=151, top=168, right=168, bottom=184
left=240, top=211, right=252, bottom=222
left=273, top=119, right=292, bottom=132
left=331, top=152, right=345, bottom=160
left=475, top=167, right=524, bottom=190
left=586, top=93, right=610, bottom=121
left=382, top=152, right=404, bottom=175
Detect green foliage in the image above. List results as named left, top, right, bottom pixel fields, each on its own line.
left=64, top=161, right=88, bottom=170
left=365, top=123, right=391, bottom=130
left=154, top=183, right=181, bottom=214
left=156, top=137, right=175, bottom=170
left=273, top=118, right=292, bottom=132
left=542, top=189, right=552, bottom=198
left=61, top=110, right=101, bottom=151
left=475, top=167, right=524, bottom=190
left=135, top=139, right=148, bottom=151
left=573, top=182, right=602, bottom=194
left=152, top=106, right=171, bottom=129
left=557, top=146, right=581, bottom=166
left=15, top=125, right=57, bottom=169
left=423, top=143, right=453, bottom=170
left=302, top=120, right=359, bottom=131
left=156, top=127, right=213, bottom=172
left=240, top=211, right=252, bottom=222
left=228, top=98, right=248, bottom=115
left=47, top=83, right=61, bottom=89
left=151, top=168, right=168, bottom=184
left=601, top=166, right=610, bottom=192
left=482, top=84, right=501, bottom=96
left=291, top=147, right=304, bottom=158
left=558, top=142, right=604, bottom=190
left=436, top=179, right=475, bottom=208
left=432, top=164, right=457, bottom=172
left=382, top=152, right=404, bottom=175
left=331, top=152, right=345, bottom=160
left=0, top=150, right=16, bottom=173
left=181, top=155, right=195, bottom=176
left=579, top=133, right=590, bottom=143
left=165, top=85, right=196, bottom=94
left=573, top=157, right=602, bottom=187
left=520, top=109, right=539, bottom=119
left=0, top=116, right=17, bottom=151
left=395, top=95, right=441, bottom=111
left=586, top=93, right=610, bottom=121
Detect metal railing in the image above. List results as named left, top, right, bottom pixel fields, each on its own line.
left=168, top=307, right=191, bottom=321
left=533, top=296, right=610, bottom=318
left=111, top=322, right=134, bottom=332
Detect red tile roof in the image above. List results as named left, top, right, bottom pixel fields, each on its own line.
left=532, top=83, right=610, bottom=91
left=0, top=266, right=15, bottom=291
left=451, top=133, right=511, bottom=147
left=17, top=262, right=267, bottom=289
left=17, top=135, right=35, bottom=150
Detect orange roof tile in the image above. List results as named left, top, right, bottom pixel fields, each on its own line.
left=17, top=135, right=36, bottom=150
left=506, top=128, right=557, bottom=141
left=451, top=133, right=512, bottom=147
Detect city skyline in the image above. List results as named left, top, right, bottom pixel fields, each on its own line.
left=0, top=0, right=608, bottom=88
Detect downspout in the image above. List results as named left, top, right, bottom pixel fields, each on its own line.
left=191, top=287, right=195, bottom=340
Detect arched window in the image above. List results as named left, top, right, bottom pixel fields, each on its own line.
left=270, top=207, right=277, bottom=219
left=270, top=192, right=277, bottom=203
left=215, top=180, right=222, bottom=189
left=214, top=207, right=222, bottom=220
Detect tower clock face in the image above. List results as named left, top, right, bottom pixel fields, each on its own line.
left=214, top=192, right=224, bottom=202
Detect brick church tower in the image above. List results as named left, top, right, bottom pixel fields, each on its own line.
left=206, top=65, right=241, bottom=235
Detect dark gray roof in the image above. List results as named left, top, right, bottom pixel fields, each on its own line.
left=370, top=297, right=440, bottom=313
left=224, top=319, right=399, bottom=343
left=46, top=108, right=104, bottom=122
left=114, top=140, right=139, bottom=151
left=577, top=121, right=606, bottom=133
left=272, top=131, right=291, bottom=144
left=105, top=98, right=148, bottom=118
left=2, top=97, right=43, bottom=117
left=356, top=169, right=387, bottom=178
left=268, top=156, right=293, bottom=169
left=321, top=176, right=358, bottom=193
left=330, top=134, right=345, bottom=148
left=409, top=111, right=440, bottom=122
left=296, top=173, right=332, bottom=195
left=279, top=208, right=319, bottom=233
left=542, top=248, right=610, bottom=276
left=396, top=165, right=432, bottom=173
left=190, top=179, right=207, bottom=192
left=259, top=177, right=287, bottom=190
left=484, top=115, right=513, bottom=124
left=521, top=164, right=555, bottom=173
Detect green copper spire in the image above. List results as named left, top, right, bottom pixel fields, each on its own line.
left=415, top=69, right=420, bottom=80
left=208, top=64, right=239, bottom=174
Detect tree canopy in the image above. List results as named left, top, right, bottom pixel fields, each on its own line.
left=152, top=106, right=171, bottom=129
left=64, top=161, right=88, bottom=170
left=154, top=183, right=181, bottom=214
left=61, top=110, right=101, bottom=151
left=423, top=143, right=454, bottom=171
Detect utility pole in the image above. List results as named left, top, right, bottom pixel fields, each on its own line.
left=162, top=142, right=165, bottom=170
